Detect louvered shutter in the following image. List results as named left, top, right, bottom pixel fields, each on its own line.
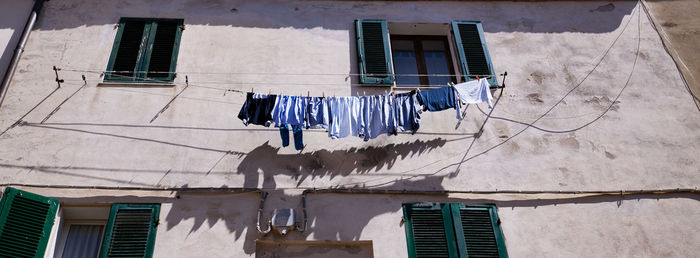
left=0, top=187, right=59, bottom=258
left=145, top=20, right=182, bottom=81
left=106, top=20, right=148, bottom=81
left=100, top=204, right=160, bottom=258
left=105, top=18, right=183, bottom=83
left=403, top=203, right=459, bottom=258
left=355, top=19, right=394, bottom=85
left=451, top=21, right=498, bottom=87
left=451, top=204, right=508, bottom=258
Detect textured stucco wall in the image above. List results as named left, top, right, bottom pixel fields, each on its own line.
left=0, top=0, right=698, bottom=257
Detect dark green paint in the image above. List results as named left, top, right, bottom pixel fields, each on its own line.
left=451, top=21, right=498, bottom=87
left=0, top=187, right=59, bottom=258
left=355, top=19, right=394, bottom=85
left=100, top=203, right=160, bottom=258
left=105, top=18, right=183, bottom=83
left=403, top=203, right=508, bottom=258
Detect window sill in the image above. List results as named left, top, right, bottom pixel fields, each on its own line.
left=97, top=82, right=176, bottom=87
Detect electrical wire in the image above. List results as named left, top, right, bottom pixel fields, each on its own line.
left=458, top=2, right=642, bottom=159
left=337, top=2, right=645, bottom=189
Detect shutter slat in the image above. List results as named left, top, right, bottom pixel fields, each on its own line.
left=147, top=21, right=178, bottom=78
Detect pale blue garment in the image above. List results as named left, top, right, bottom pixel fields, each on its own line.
left=305, top=97, right=330, bottom=129
left=272, top=95, right=307, bottom=126
left=393, top=91, right=421, bottom=133
left=328, top=96, right=361, bottom=139
left=360, top=95, right=395, bottom=141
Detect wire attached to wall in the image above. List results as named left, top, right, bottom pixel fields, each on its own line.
left=149, top=75, right=190, bottom=123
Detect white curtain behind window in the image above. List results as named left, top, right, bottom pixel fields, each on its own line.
left=62, top=224, right=104, bottom=258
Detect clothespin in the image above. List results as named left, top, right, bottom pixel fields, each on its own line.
left=268, top=89, right=271, bottom=95
left=322, top=91, right=325, bottom=98
left=251, top=87, right=254, bottom=93
left=307, top=91, right=310, bottom=98
left=476, top=76, right=480, bottom=80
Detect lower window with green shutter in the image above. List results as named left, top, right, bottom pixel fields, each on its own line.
left=100, top=203, right=160, bottom=258
left=0, top=187, right=59, bottom=258
left=403, top=203, right=508, bottom=258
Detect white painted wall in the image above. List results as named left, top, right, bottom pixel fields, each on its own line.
left=0, top=0, right=698, bottom=257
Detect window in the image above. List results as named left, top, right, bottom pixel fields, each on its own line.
left=355, top=20, right=497, bottom=87
left=105, top=18, right=184, bottom=83
left=391, top=35, right=456, bottom=87
left=0, top=188, right=161, bottom=258
left=57, top=222, right=106, bottom=257
left=403, top=203, right=508, bottom=258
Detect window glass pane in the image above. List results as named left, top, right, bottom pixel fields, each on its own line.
left=62, top=224, right=104, bottom=258
left=422, top=40, right=451, bottom=86
left=391, top=39, right=420, bottom=86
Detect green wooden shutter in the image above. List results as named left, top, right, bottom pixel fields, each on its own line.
left=145, top=20, right=183, bottom=82
left=355, top=19, right=394, bottom=85
left=105, top=18, right=183, bottom=83
left=106, top=19, right=149, bottom=81
left=0, top=187, right=59, bottom=258
left=403, top=203, right=459, bottom=258
left=100, top=203, right=160, bottom=258
left=451, top=21, right=498, bottom=87
left=450, top=204, right=508, bottom=258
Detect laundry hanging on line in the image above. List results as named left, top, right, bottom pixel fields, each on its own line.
left=236, top=83, right=494, bottom=146
left=453, top=78, right=494, bottom=108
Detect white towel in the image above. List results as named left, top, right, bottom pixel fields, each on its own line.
left=453, top=78, right=493, bottom=108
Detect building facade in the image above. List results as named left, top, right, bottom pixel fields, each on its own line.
left=0, top=0, right=698, bottom=257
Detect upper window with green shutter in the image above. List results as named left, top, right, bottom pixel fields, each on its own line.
left=403, top=203, right=508, bottom=258
left=105, top=18, right=183, bottom=83
left=355, top=20, right=497, bottom=87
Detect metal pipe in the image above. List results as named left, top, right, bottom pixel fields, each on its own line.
left=0, top=0, right=46, bottom=111
left=298, top=187, right=698, bottom=233
left=257, top=191, right=272, bottom=234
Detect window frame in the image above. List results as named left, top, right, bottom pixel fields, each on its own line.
left=390, top=35, right=457, bottom=87
left=54, top=220, right=107, bottom=258
left=104, top=17, right=183, bottom=83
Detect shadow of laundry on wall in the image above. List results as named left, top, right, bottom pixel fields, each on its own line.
left=237, top=138, right=447, bottom=188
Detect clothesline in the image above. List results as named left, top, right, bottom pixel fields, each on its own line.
left=56, top=67, right=496, bottom=77
left=238, top=78, right=496, bottom=150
